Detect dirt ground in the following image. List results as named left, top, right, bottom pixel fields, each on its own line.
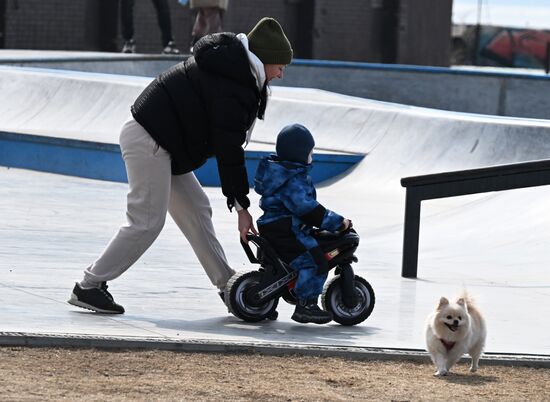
left=0, top=347, right=549, bottom=401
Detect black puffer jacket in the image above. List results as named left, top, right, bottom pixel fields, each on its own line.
left=131, top=33, right=263, bottom=209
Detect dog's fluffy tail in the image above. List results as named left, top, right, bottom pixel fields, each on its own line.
left=458, top=290, right=480, bottom=314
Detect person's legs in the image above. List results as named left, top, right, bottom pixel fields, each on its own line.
left=69, top=119, right=171, bottom=313
left=202, top=7, right=223, bottom=35
left=191, top=8, right=207, bottom=42
left=192, top=7, right=221, bottom=40
left=81, top=118, right=172, bottom=286
left=120, top=0, right=136, bottom=52
left=289, top=254, right=332, bottom=324
left=257, top=223, right=331, bottom=322
left=293, top=266, right=328, bottom=302
left=151, top=0, right=174, bottom=47
left=168, top=173, right=235, bottom=291
left=97, top=0, right=119, bottom=52
left=120, top=0, right=135, bottom=41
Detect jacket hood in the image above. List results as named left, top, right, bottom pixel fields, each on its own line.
left=254, top=155, right=310, bottom=196
left=194, top=33, right=257, bottom=90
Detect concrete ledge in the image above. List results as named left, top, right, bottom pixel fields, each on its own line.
left=3, top=51, right=550, bottom=119
left=1, top=332, right=548, bottom=368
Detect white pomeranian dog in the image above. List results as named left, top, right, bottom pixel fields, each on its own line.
left=425, top=293, right=486, bottom=376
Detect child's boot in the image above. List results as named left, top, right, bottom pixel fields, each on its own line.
left=291, top=298, right=332, bottom=324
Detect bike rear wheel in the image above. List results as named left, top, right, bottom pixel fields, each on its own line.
left=225, top=271, right=279, bottom=322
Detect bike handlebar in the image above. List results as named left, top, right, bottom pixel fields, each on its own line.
left=240, top=233, right=282, bottom=265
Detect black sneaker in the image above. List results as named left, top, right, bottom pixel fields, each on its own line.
left=291, top=299, right=332, bottom=324
left=162, top=41, right=180, bottom=55
left=68, top=282, right=125, bottom=314
left=121, top=39, right=136, bottom=53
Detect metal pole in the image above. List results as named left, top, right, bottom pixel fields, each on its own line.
left=473, top=0, right=483, bottom=66
left=401, top=190, right=421, bottom=278
left=545, top=42, right=550, bottom=74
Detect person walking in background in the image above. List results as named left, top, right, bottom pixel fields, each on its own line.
left=68, top=17, right=293, bottom=314
left=189, top=0, right=228, bottom=51
left=120, top=0, right=180, bottom=54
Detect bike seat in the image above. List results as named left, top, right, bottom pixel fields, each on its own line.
left=312, top=228, right=360, bottom=251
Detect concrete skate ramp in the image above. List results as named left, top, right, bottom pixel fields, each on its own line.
left=5, top=65, right=550, bottom=170
left=2, top=66, right=550, bottom=355
left=0, top=66, right=148, bottom=141
left=0, top=66, right=361, bottom=184
left=4, top=50, right=550, bottom=119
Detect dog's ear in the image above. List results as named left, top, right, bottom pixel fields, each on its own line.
left=437, top=297, right=449, bottom=309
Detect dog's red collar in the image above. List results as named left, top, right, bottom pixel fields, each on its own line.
left=439, top=339, right=455, bottom=351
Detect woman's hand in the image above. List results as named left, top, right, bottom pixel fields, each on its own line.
left=238, top=209, right=258, bottom=243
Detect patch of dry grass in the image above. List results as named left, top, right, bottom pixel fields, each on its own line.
left=0, top=347, right=549, bottom=401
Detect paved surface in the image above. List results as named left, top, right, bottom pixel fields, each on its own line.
left=2, top=66, right=550, bottom=360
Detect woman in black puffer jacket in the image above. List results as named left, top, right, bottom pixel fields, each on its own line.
left=68, top=17, right=293, bottom=314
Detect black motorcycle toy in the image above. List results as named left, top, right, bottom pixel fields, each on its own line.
left=224, top=228, right=375, bottom=326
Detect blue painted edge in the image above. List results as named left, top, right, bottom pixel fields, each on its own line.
left=0, top=131, right=364, bottom=186
left=290, top=58, right=550, bottom=81
left=0, top=54, right=183, bottom=63
left=0, top=131, right=121, bottom=152
left=3, top=56, right=548, bottom=82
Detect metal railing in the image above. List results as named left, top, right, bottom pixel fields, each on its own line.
left=400, top=159, right=550, bottom=278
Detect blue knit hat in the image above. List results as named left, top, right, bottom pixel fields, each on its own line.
left=276, top=124, right=315, bottom=165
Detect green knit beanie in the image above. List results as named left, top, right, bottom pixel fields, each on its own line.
left=247, top=17, right=293, bottom=65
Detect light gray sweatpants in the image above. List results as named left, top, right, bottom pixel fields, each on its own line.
left=82, top=118, right=235, bottom=290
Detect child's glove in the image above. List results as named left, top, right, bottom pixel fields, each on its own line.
left=340, top=218, right=352, bottom=231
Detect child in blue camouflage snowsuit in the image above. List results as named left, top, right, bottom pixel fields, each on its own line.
left=254, top=124, right=351, bottom=324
